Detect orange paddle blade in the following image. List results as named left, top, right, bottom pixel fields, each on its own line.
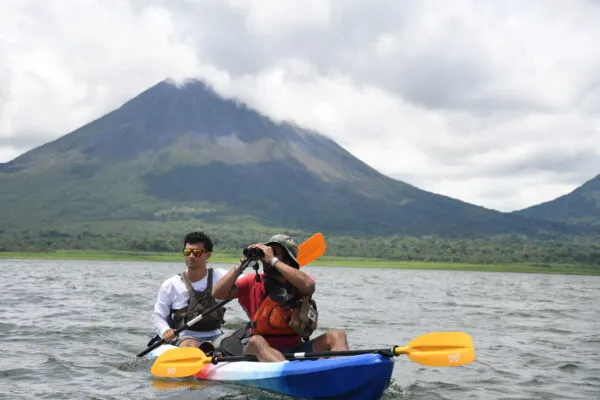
left=150, top=347, right=211, bottom=377
left=297, top=232, right=326, bottom=267
left=394, top=332, right=475, bottom=367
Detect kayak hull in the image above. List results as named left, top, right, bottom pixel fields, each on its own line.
left=148, top=344, right=394, bottom=399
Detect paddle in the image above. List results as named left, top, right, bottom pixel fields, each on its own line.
left=137, top=232, right=327, bottom=358
left=137, top=298, right=233, bottom=358
left=297, top=232, right=326, bottom=267
left=151, top=331, right=475, bottom=378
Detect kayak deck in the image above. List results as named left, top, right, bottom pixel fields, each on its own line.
left=148, top=344, right=394, bottom=399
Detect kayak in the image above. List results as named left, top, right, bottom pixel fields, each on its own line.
left=147, top=344, right=394, bottom=399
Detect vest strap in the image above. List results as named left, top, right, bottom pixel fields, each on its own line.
left=181, top=268, right=214, bottom=298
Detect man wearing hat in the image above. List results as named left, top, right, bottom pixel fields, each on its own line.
left=213, top=234, right=348, bottom=362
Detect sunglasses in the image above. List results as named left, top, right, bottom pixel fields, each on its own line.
left=183, top=248, right=204, bottom=257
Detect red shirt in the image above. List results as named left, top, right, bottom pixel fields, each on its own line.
left=236, top=272, right=313, bottom=351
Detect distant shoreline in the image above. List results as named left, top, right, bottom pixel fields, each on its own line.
left=1, top=250, right=598, bottom=276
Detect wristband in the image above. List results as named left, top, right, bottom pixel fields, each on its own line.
left=270, top=257, right=279, bottom=266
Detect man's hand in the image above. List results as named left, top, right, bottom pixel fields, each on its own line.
left=234, top=257, right=250, bottom=275
left=252, top=243, right=275, bottom=263
left=162, top=329, right=176, bottom=342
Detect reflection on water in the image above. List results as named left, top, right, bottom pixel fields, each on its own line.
left=151, top=379, right=210, bottom=390
left=1, top=259, right=599, bottom=399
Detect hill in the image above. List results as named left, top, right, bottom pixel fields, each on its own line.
left=0, top=79, right=571, bottom=242
left=515, top=174, right=600, bottom=226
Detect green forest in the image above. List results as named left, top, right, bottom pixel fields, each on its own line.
left=1, top=220, right=599, bottom=268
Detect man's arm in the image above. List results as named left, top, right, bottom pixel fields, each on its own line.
left=273, top=259, right=315, bottom=296
left=152, top=283, right=173, bottom=340
left=212, top=261, right=245, bottom=300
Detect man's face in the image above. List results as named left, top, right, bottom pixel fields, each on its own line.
left=271, top=243, right=287, bottom=261
left=183, top=242, right=210, bottom=269
left=264, top=244, right=289, bottom=280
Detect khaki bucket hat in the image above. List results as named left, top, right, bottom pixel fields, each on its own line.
left=266, top=234, right=299, bottom=268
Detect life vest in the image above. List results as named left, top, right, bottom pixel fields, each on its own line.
left=252, top=295, right=297, bottom=336
left=251, top=277, right=318, bottom=340
left=170, top=268, right=225, bottom=331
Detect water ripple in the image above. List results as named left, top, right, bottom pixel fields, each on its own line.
left=1, top=260, right=599, bottom=399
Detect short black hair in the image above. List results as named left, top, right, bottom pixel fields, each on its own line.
left=183, top=231, right=213, bottom=252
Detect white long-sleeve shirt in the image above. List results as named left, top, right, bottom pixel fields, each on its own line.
left=152, top=268, right=228, bottom=339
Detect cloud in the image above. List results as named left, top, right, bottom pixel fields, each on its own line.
left=1, top=0, right=600, bottom=212
left=0, top=0, right=201, bottom=143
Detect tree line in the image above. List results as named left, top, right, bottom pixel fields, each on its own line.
left=1, top=224, right=599, bottom=266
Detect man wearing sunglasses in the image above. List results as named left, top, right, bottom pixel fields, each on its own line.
left=151, top=231, right=228, bottom=349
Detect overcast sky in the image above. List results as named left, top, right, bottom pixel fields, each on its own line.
left=1, top=0, right=599, bottom=212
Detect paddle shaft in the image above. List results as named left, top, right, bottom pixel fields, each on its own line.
left=213, top=347, right=397, bottom=363
left=136, top=298, right=233, bottom=358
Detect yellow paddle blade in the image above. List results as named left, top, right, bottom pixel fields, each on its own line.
left=150, top=347, right=211, bottom=377
left=395, top=332, right=475, bottom=367
left=297, top=232, right=326, bottom=267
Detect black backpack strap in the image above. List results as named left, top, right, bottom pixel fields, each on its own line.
left=206, top=268, right=214, bottom=292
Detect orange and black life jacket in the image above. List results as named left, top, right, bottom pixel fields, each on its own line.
left=251, top=278, right=298, bottom=337
left=252, top=296, right=297, bottom=336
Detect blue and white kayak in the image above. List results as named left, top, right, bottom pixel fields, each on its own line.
left=147, top=344, right=394, bottom=399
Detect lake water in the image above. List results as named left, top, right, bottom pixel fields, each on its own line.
left=1, top=259, right=599, bottom=399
